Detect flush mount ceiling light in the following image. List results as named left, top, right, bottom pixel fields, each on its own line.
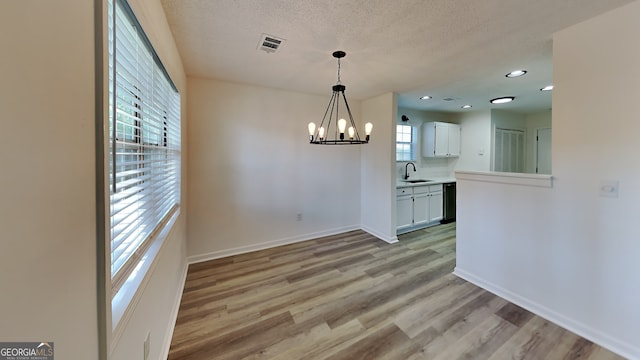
left=540, top=85, right=554, bottom=91
left=420, top=95, right=432, bottom=100
left=506, top=70, right=527, bottom=78
left=308, top=51, right=372, bottom=145
left=490, top=96, right=515, bottom=104
left=461, top=104, right=472, bottom=109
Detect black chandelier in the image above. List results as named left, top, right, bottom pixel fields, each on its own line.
left=308, top=51, right=372, bottom=145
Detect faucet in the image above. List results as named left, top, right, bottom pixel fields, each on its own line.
left=404, top=162, right=416, bottom=179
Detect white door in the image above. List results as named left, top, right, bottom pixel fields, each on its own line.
left=447, top=124, right=461, bottom=156
left=396, top=195, right=413, bottom=230
left=536, top=128, right=552, bottom=174
left=494, top=128, right=524, bottom=173
left=413, top=193, right=429, bottom=226
left=434, top=123, right=449, bottom=157
left=429, top=191, right=443, bottom=222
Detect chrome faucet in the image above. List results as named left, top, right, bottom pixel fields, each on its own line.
left=404, top=162, right=416, bottom=179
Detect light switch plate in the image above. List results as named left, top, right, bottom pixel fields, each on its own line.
left=599, top=180, right=619, bottom=198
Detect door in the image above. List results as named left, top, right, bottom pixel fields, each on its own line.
left=396, top=195, right=413, bottom=230
left=494, top=128, right=524, bottom=173
left=536, top=128, right=552, bottom=174
left=413, top=193, right=429, bottom=226
left=428, top=191, right=443, bottom=222
left=434, top=123, right=449, bottom=157
left=447, top=124, right=461, bottom=156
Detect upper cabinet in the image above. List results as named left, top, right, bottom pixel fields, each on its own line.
left=422, top=122, right=460, bottom=158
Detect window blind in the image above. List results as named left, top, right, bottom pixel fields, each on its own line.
left=396, top=124, right=416, bottom=161
left=108, top=0, right=181, bottom=294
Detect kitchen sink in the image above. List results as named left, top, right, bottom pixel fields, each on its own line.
left=403, top=179, right=433, bottom=183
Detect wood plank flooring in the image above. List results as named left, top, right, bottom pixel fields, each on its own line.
left=168, top=223, right=623, bottom=359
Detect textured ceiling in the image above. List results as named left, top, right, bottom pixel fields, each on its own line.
left=160, top=0, right=633, bottom=114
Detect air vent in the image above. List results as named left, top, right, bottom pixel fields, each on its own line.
left=258, top=33, right=285, bottom=53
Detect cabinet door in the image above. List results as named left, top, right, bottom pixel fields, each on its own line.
left=447, top=124, right=461, bottom=157
left=434, top=123, right=450, bottom=157
left=428, top=191, right=444, bottom=222
left=396, top=195, right=414, bottom=230
left=413, top=193, right=429, bottom=226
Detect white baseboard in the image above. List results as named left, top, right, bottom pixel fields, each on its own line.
left=453, top=267, right=639, bottom=360
left=160, top=262, right=188, bottom=360
left=187, top=225, right=363, bottom=264
left=360, top=225, right=397, bottom=244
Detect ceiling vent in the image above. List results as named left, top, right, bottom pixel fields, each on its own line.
left=258, top=34, right=285, bottom=53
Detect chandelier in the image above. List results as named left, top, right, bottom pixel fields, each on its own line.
left=308, top=51, right=372, bottom=145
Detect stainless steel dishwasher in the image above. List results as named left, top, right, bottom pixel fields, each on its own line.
left=441, top=182, right=456, bottom=223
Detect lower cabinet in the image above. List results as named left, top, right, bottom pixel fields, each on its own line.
left=396, top=184, right=443, bottom=233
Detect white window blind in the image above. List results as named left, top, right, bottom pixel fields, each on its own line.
left=396, top=124, right=416, bottom=161
left=108, top=0, right=181, bottom=294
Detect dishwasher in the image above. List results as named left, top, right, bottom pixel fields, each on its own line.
left=441, top=182, right=456, bottom=223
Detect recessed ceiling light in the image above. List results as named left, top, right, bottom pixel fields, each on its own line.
left=540, top=85, right=554, bottom=91
left=490, top=96, right=515, bottom=104
left=506, top=70, right=527, bottom=78
left=461, top=105, right=472, bottom=109
left=420, top=95, right=432, bottom=100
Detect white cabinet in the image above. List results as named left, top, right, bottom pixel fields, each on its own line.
left=423, top=122, right=460, bottom=157
left=396, top=189, right=413, bottom=231
left=396, top=184, right=443, bottom=232
left=428, top=188, right=443, bottom=222
left=412, top=186, right=430, bottom=226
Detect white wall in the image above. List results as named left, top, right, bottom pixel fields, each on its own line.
left=361, top=93, right=397, bottom=242
left=187, top=78, right=363, bottom=259
left=0, top=1, right=188, bottom=359
left=0, top=1, right=98, bottom=359
left=108, top=1, right=189, bottom=359
left=455, top=2, right=640, bottom=358
left=453, top=110, right=492, bottom=172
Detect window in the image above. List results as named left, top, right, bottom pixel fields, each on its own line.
left=396, top=124, right=417, bottom=161
left=108, top=0, right=181, bottom=296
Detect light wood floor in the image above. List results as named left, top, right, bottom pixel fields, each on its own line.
left=168, top=223, right=623, bottom=359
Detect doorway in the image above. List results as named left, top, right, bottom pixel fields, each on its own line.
left=536, top=127, right=552, bottom=174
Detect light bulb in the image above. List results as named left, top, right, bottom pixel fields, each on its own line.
left=348, top=126, right=355, bottom=139
left=318, top=126, right=325, bottom=140
left=364, top=122, right=373, bottom=142
left=338, top=118, right=347, bottom=133
left=308, top=122, right=316, bottom=136
left=337, top=118, right=346, bottom=140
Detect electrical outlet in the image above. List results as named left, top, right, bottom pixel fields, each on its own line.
left=599, top=180, right=619, bottom=198
left=144, top=332, right=150, bottom=360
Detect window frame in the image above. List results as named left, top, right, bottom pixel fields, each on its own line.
left=396, top=124, right=417, bottom=162
left=103, top=0, right=182, bottom=332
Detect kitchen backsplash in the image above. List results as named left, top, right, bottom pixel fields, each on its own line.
left=396, top=157, right=457, bottom=180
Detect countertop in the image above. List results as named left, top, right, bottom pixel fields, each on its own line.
left=396, top=176, right=456, bottom=188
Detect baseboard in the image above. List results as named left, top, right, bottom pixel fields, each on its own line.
left=360, top=225, right=397, bottom=244
left=453, top=267, right=639, bottom=360
left=187, top=225, right=362, bottom=264
left=160, top=261, right=188, bottom=360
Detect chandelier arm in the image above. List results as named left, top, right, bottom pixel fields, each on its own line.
left=316, top=91, right=337, bottom=142
left=326, top=91, right=338, bottom=142
left=333, top=90, right=340, bottom=141
left=341, top=90, right=362, bottom=141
